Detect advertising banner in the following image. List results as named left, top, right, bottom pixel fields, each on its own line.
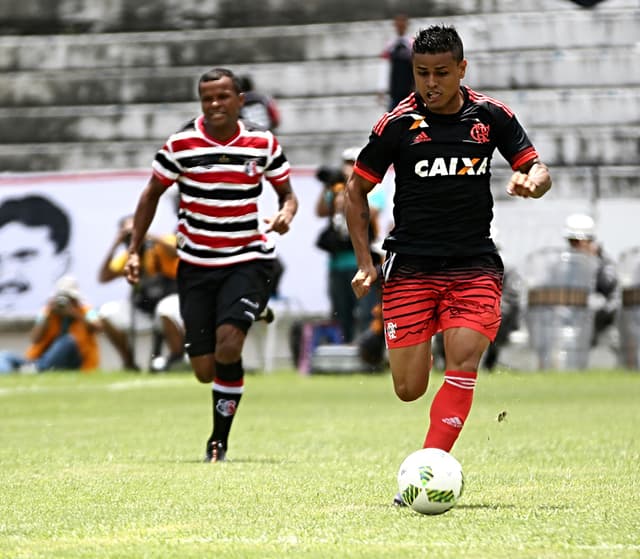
left=0, top=169, right=331, bottom=319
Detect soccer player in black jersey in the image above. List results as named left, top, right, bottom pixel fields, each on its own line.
left=345, top=25, right=552, bottom=503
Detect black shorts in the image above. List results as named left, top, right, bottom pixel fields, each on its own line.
left=177, top=259, right=275, bottom=357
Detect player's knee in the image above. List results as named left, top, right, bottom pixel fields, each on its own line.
left=215, top=324, right=245, bottom=363
left=193, top=367, right=215, bottom=383
left=190, top=355, right=216, bottom=383
left=215, top=343, right=242, bottom=364
left=446, top=355, right=481, bottom=372
left=393, top=377, right=428, bottom=402
left=394, top=385, right=424, bottom=402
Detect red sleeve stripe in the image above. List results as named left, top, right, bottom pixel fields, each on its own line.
left=466, top=87, right=514, bottom=118
left=152, top=169, right=175, bottom=187
left=265, top=169, right=290, bottom=184
left=269, top=135, right=281, bottom=152
left=511, top=147, right=538, bottom=170
left=354, top=162, right=382, bottom=184
left=372, top=93, right=417, bottom=136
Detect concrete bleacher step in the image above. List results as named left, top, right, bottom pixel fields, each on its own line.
left=0, top=8, right=637, bottom=72
left=488, top=165, right=640, bottom=201
left=1, top=46, right=638, bottom=108
left=1, top=87, right=638, bottom=143
left=0, top=121, right=638, bottom=170
left=0, top=0, right=463, bottom=34
left=530, top=126, right=640, bottom=167
left=0, top=0, right=637, bottom=177
left=0, top=140, right=161, bottom=173
left=1, top=0, right=637, bottom=34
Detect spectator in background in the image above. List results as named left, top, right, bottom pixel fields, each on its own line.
left=98, top=214, right=183, bottom=372
left=315, top=147, right=385, bottom=343
left=564, top=213, right=619, bottom=345
left=239, top=74, right=281, bottom=131
left=0, top=195, right=71, bottom=315
left=0, top=275, right=101, bottom=374
left=377, top=13, right=414, bottom=111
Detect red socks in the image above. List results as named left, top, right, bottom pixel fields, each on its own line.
left=423, top=370, right=477, bottom=452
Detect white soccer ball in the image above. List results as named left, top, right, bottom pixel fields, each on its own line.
left=397, top=448, right=464, bottom=515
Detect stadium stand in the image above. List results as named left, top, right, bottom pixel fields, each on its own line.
left=0, top=0, right=637, bottom=370
left=0, top=0, right=637, bottom=199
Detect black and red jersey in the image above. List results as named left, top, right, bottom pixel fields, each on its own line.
left=354, top=86, right=538, bottom=257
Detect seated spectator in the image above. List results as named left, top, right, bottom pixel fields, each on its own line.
left=98, top=215, right=184, bottom=371
left=564, top=213, right=619, bottom=345
left=0, top=275, right=101, bottom=374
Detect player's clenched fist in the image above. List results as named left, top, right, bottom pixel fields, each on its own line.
left=351, top=266, right=378, bottom=299
left=506, top=162, right=551, bottom=199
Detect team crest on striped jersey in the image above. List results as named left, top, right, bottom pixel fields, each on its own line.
left=244, top=159, right=259, bottom=177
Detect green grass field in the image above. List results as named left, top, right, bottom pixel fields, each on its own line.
left=1, top=368, right=638, bottom=559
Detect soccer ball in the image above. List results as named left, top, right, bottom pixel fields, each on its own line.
left=397, top=448, right=464, bottom=515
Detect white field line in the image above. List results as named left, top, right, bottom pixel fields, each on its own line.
left=0, top=377, right=189, bottom=396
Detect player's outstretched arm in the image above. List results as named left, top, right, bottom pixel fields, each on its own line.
left=506, top=161, right=552, bottom=199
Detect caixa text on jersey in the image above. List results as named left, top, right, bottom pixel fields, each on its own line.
left=414, top=157, right=489, bottom=177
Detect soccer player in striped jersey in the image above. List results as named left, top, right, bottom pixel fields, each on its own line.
left=344, top=25, right=552, bottom=503
left=124, top=68, right=298, bottom=462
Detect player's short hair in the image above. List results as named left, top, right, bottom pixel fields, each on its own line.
left=198, top=68, right=243, bottom=95
left=413, top=25, right=464, bottom=63
left=0, top=195, right=70, bottom=253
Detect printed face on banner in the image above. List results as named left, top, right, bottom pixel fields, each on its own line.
left=0, top=200, right=71, bottom=315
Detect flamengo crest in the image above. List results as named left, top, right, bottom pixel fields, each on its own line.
left=470, top=122, right=490, bottom=144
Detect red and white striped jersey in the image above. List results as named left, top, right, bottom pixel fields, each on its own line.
left=152, top=116, right=290, bottom=267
